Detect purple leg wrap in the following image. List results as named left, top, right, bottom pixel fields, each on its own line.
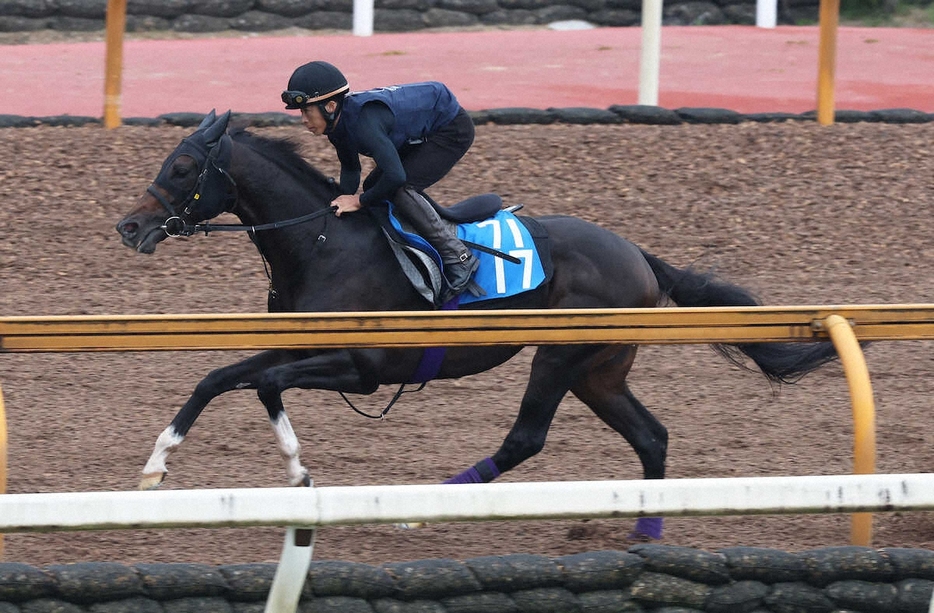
left=630, top=517, right=664, bottom=540
left=481, top=457, right=501, bottom=479
left=444, top=457, right=500, bottom=484
left=444, top=467, right=482, bottom=484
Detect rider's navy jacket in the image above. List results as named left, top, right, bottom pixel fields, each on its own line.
left=327, top=81, right=462, bottom=205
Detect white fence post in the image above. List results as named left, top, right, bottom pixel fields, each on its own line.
left=756, top=0, right=777, bottom=28
left=353, top=0, right=374, bottom=36
left=638, top=0, right=663, bottom=106
left=265, top=528, right=315, bottom=613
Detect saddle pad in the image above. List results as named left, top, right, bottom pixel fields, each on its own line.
left=456, top=209, right=547, bottom=304
left=386, top=205, right=548, bottom=305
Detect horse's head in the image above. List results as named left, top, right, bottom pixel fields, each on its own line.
left=116, top=109, right=238, bottom=254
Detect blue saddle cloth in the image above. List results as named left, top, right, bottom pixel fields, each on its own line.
left=386, top=205, right=547, bottom=305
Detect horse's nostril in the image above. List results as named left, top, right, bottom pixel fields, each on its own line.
left=117, top=220, right=139, bottom=237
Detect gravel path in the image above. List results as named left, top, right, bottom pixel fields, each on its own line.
left=0, top=122, right=932, bottom=566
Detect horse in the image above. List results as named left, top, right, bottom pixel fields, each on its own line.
left=115, top=110, right=840, bottom=540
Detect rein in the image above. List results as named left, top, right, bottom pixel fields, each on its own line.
left=338, top=382, right=427, bottom=419
left=159, top=203, right=338, bottom=237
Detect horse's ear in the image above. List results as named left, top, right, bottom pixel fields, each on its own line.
left=202, top=110, right=231, bottom=146
left=197, top=109, right=217, bottom=130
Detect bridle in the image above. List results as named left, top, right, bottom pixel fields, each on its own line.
left=149, top=133, right=337, bottom=238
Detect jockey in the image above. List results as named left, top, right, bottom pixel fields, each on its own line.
left=282, top=60, right=479, bottom=301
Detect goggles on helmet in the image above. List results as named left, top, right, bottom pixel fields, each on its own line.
left=281, top=84, right=350, bottom=110
left=282, top=90, right=311, bottom=109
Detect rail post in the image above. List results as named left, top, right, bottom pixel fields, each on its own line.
left=353, top=0, right=374, bottom=36
left=103, top=0, right=127, bottom=128
left=0, top=384, right=5, bottom=558
left=821, top=314, right=876, bottom=546
left=265, top=528, right=315, bottom=613
left=638, top=0, right=663, bottom=106
left=816, top=0, right=840, bottom=125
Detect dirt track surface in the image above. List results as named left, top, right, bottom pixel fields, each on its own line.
left=1, top=122, right=933, bottom=567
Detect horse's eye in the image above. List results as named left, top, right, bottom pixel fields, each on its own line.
left=172, top=165, right=191, bottom=178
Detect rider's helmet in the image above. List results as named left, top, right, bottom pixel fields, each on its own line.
left=282, top=61, right=350, bottom=132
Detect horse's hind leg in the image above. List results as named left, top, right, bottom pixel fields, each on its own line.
left=570, top=346, right=669, bottom=540
left=445, top=345, right=603, bottom=484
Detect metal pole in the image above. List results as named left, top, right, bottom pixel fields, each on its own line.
left=0, top=385, right=6, bottom=559
left=756, top=0, right=777, bottom=28
left=823, top=315, right=876, bottom=546
left=103, top=0, right=127, bottom=128
left=816, top=0, right=840, bottom=126
left=265, top=528, right=315, bottom=613
left=353, top=0, right=374, bottom=36
left=638, top=0, right=663, bottom=105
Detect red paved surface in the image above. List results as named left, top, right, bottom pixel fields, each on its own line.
left=1, top=25, right=932, bottom=118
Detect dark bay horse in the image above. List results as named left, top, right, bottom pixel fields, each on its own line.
left=116, top=110, right=839, bottom=540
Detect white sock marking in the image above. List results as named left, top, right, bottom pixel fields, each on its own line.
left=142, top=426, right=184, bottom=475
left=271, top=413, right=309, bottom=486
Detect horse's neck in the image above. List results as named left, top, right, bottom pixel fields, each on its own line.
left=230, top=151, right=331, bottom=226
left=228, top=144, right=372, bottom=273
left=225, top=140, right=413, bottom=310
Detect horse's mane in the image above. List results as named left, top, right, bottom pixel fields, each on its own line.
left=229, top=127, right=333, bottom=194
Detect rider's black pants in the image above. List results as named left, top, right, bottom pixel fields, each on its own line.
left=362, top=108, right=475, bottom=194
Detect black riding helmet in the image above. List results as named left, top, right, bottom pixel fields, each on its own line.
left=282, top=61, right=350, bottom=132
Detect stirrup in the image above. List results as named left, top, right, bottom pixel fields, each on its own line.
left=438, top=252, right=478, bottom=302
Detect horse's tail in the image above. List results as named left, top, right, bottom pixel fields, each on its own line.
left=639, top=249, right=839, bottom=384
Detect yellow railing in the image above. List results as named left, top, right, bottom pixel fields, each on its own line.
left=2, top=304, right=933, bottom=547
left=1, top=305, right=932, bottom=352
left=821, top=314, right=877, bottom=545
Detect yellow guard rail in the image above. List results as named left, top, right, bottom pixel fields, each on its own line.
left=2, top=303, right=933, bottom=547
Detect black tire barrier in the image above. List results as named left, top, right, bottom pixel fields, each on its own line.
left=0, top=0, right=823, bottom=33
left=0, top=106, right=932, bottom=129
left=1, top=545, right=934, bottom=612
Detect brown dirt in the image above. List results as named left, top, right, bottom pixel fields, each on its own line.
left=1, top=121, right=933, bottom=567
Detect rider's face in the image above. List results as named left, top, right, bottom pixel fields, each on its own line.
left=301, top=105, right=328, bottom=136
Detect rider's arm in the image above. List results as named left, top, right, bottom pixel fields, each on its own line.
left=330, top=137, right=361, bottom=195
left=355, top=103, right=406, bottom=207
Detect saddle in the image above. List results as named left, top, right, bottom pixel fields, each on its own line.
left=371, top=194, right=553, bottom=308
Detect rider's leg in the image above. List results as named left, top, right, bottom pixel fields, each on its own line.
left=392, top=186, right=479, bottom=298
left=399, top=109, right=474, bottom=189
left=394, top=110, right=477, bottom=299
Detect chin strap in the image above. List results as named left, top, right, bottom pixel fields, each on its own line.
left=320, top=101, right=342, bottom=133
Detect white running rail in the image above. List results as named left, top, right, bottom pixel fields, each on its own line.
left=2, top=474, right=933, bottom=613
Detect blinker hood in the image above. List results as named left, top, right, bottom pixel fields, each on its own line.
left=153, top=109, right=237, bottom=222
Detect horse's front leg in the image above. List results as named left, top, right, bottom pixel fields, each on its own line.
left=140, top=350, right=297, bottom=490
left=256, top=349, right=383, bottom=487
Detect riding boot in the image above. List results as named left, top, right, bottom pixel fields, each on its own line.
left=393, top=187, right=480, bottom=301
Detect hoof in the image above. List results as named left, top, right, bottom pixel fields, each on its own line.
left=626, top=531, right=657, bottom=543
left=139, top=472, right=166, bottom=491
left=395, top=522, right=426, bottom=530
left=290, top=472, right=312, bottom=487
